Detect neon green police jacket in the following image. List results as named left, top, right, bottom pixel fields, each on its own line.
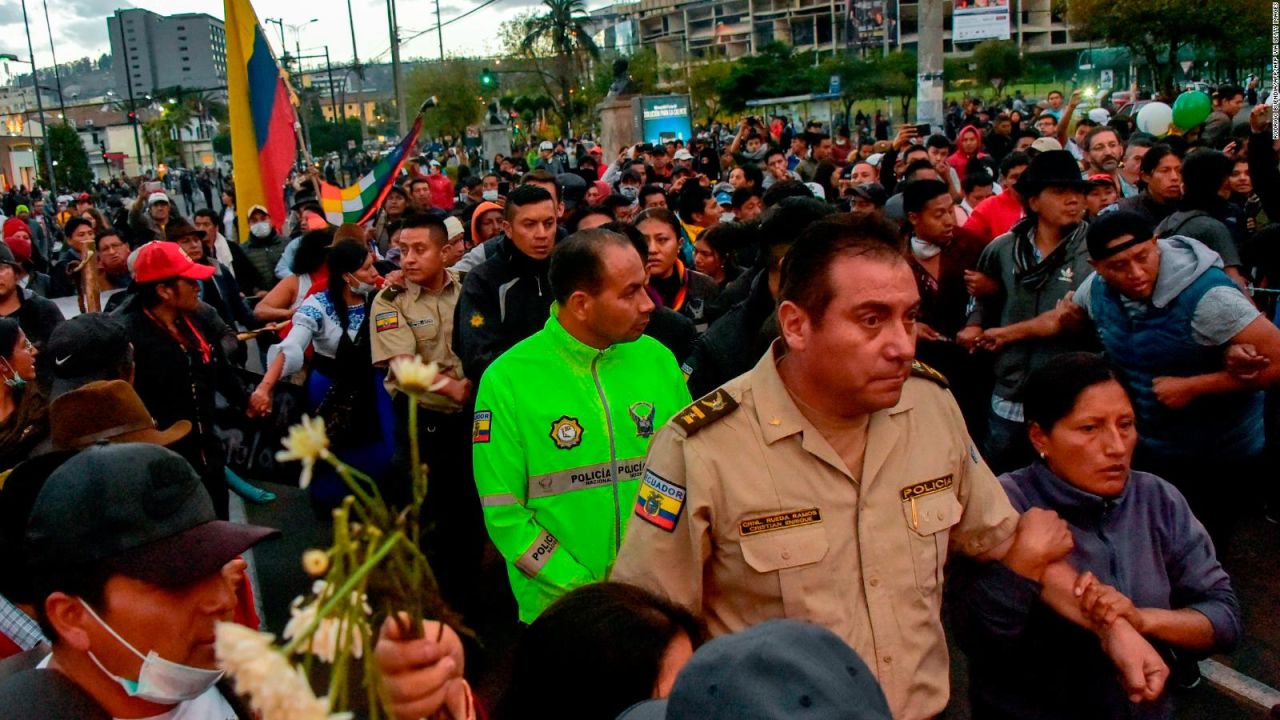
left=471, top=312, right=691, bottom=622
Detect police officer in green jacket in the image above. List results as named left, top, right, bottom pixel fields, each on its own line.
left=472, top=228, right=692, bottom=622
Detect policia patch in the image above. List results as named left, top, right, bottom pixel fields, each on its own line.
left=673, top=389, right=738, bottom=436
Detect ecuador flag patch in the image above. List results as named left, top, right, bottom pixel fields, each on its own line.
left=634, top=470, right=686, bottom=532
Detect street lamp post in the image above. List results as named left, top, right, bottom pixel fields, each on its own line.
left=113, top=11, right=145, bottom=174
left=288, top=18, right=319, bottom=158
left=17, top=0, right=56, bottom=196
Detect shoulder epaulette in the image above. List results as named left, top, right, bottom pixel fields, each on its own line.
left=910, top=360, right=949, bottom=388
left=376, top=284, right=404, bottom=303
left=673, top=388, right=739, bottom=436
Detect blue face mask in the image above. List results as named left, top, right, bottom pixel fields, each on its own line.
left=1, top=358, right=24, bottom=390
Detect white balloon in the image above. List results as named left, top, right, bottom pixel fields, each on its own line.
left=1136, top=102, right=1173, bottom=136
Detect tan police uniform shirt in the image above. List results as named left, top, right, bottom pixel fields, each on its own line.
left=612, top=345, right=1020, bottom=720
left=369, top=270, right=465, bottom=413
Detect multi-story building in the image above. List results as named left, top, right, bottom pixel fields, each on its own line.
left=107, top=9, right=228, bottom=95
left=593, top=0, right=1086, bottom=66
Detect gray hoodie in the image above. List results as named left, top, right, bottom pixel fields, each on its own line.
left=1074, top=235, right=1257, bottom=347
left=1155, top=210, right=1240, bottom=267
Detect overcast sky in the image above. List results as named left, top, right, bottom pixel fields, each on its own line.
left=0, top=0, right=598, bottom=79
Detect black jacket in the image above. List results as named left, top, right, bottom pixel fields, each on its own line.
left=117, top=300, right=249, bottom=481
left=1, top=288, right=64, bottom=348
left=682, top=269, right=778, bottom=399
left=453, top=234, right=553, bottom=382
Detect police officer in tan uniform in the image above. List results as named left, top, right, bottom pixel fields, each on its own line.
left=612, top=217, right=1170, bottom=720
left=370, top=212, right=482, bottom=617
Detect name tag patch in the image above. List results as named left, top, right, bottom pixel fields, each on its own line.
left=634, top=470, right=686, bottom=532
left=739, top=508, right=822, bottom=536
left=375, top=311, right=399, bottom=332
left=472, top=410, right=492, bottom=443
left=900, top=474, right=954, bottom=502
left=409, top=317, right=435, bottom=329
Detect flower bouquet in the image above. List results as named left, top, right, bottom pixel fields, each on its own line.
left=214, top=357, right=465, bottom=719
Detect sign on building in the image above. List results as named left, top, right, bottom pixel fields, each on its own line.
left=952, top=0, right=1010, bottom=42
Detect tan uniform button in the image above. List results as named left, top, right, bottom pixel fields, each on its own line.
left=869, top=578, right=880, bottom=587
left=781, top=550, right=791, bottom=560
left=883, top=656, right=893, bottom=664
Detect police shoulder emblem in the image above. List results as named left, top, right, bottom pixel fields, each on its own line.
left=673, top=389, right=739, bottom=437
left=629, top=401, right=656, bottom=438
left=549, top=416, right=584, bottom=450
left=469, top=312, right=485, bottom=328
left=910, top=360, right=949, bottom=388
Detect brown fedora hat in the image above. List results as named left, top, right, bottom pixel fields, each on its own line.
left=50, top=380, right=191, bottom=450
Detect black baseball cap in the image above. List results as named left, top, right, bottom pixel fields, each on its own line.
left=0, top=242, right=18, bottom=268
left=25, top=443, right=279, bottom=588
left=43, top=312, right=132, bottom=398
left=617, top=619, right=892, bottom=720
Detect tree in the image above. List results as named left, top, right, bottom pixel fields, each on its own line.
left=871, top=51, right=917, bottom=121
left=688, top=60, right=733, bottom=124
left=716, top=43, right=822, bottom=113
left=973, top=40, right=1023, bottom=98
left=506, top=0, right=601, bottom=137
left=38, top=124, right=93, bottom=192
left=404, top=61, right=484, bottom=140
left=1066, top=0, right=1265, bottom=98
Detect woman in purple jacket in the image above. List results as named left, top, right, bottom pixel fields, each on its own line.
left=950, top=352, right=1240, bottom=720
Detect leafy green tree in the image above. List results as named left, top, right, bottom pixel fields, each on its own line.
left=404, top=61, right=484, bottom=139
left=511, top=0, right=601, bottom=137
left=688, top=60, right=733, bottom=124
left=973, top=40, right=1023, bottom=98
left=1066, top=0, right=1266, bottom=97
left=716, top=43, right=822, bottom=113
left=38, top=123, right=93, bottom=191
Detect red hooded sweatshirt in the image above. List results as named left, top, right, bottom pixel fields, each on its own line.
left=948, top=125, right=989, bottom=180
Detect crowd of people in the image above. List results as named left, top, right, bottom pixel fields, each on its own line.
left=0, top=79, right=1275, bottom=720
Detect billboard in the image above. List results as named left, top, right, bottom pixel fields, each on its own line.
left=636, top=95, right=693, bottom=144
left=952, top=0, right=1010, bottom=43
left=846, top=0, right=899, bottom=49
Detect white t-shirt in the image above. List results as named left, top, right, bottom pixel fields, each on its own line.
left=35, top=654, right=237, bottom=720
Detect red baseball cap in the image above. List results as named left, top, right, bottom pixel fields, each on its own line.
left=132, top=241, right=216, bottom=283
left=4, top=234, right=32, bottom=267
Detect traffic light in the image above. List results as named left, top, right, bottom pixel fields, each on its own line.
left=127, top=110, right=136, bottom=123
left=480, top=68, right=496, bottom=88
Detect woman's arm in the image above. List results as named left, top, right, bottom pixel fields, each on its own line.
left=253, top=275, right=298, bottom=322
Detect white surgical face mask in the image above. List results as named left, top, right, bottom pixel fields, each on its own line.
left=249, top=221, right=271, bottom=238
left=619, top=185, right=639, bottom=200
left=910, top=236, right=943, bottom=260
left=346, top=274, right=377, bottom=297
left=80, top=599, right=224, bottom=704
left=482, top=189, right=499, bottom=202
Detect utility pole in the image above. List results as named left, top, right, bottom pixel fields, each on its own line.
left=434, top=0, right=445, bottom=61
left=114, top=12, right=145, bottom=174
left=40, top=0, right=65, bottom=117
left=346, top=0, right=369, bottom=153
left=387, top=0, right=407, bottom=137
left=915, top=0, right=945, bottom=132
left=324, top=47, right=340, bottom=126
left=20, top=0, right=55, bottom=196
left=265, top=18, right=288, bottom=68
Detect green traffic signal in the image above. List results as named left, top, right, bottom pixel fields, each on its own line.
left=481, top=69, right=496, bottom=87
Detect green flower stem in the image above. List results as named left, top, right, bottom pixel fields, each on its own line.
left=282, top=530, right=405, bottom=656
left=408, top=395, right=422, bottom=511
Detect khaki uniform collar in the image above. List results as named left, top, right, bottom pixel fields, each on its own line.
left=751, top=340, right=915, bottom=481
left=402, top=269, right=459, bottom=301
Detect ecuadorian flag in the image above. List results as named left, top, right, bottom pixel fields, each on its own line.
left=319, top=116, right=423, bottom=226
left=225, top=0, right=297, bottom=243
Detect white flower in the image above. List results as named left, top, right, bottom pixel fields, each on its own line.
left=215, top=622, right=349, bottom=720
left=275, top=415, right=331, bottom=488
left=390, top=356, right=447, bottom=396
left=281, top=583, right=372, bottom=663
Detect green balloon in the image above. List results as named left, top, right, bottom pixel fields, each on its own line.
left=1172, top=91, right=1212, bottom=130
